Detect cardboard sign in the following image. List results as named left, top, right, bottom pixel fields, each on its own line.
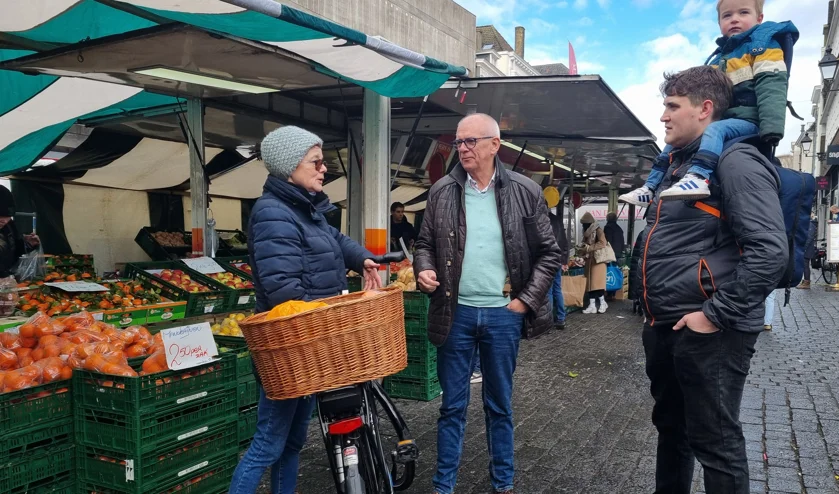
left=181, top=257, right=225, bottom=275
left=160, top=322, right=219, bottom=371
left=45, top=281, right=108, bottom=292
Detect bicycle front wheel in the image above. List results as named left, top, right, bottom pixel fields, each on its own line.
left=824, top=264, right=837, bottom=285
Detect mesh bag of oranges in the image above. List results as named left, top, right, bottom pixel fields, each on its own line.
left=0, top=311, right=163, bottom=393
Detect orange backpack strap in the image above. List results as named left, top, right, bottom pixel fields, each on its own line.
left=694, top=201, right=725, bottom=219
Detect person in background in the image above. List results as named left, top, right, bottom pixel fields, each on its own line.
left=548, top=207, right=569, bottom=329
left=390, top=202, right=417, bottom=252
left=579, top=212, right=609, bottom=314
left=763, top=290, right=777, bottom=331
left=799, top=213, right=817, bottom=289
left=231, top=126, right=382, bottom=494
left=0, top=185, right=39, bottom=278
left=603, top=212, right=625, bottom=260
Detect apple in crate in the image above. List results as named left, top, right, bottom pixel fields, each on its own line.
left=209, top=271, right=254, bottom=289
left=153, top=269, right=211, bottom=293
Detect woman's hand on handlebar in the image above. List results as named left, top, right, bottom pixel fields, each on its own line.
left=363, top=259, right=383, bottom=290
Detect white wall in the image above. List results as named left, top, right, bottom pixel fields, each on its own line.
left=182, top=195, right=242, bottom=231
left=63, top=184, right=152, bottom=274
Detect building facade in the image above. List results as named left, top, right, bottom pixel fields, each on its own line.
left=816, top=1, right=839, bottom=234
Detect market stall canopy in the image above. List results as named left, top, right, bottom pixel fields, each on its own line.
left=0, top=0, right=467, bottom=175
left=292, top=75, right=661, bottom=190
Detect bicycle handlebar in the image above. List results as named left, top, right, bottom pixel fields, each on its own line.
left=371, top=252, right=406, bottom=265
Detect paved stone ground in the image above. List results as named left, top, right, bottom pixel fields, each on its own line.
left=254, top=285, right=839, bottom=494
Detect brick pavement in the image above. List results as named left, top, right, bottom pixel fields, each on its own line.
left=257, top=286, right=839, bottom=494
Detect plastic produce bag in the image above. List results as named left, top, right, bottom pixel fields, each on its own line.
left=0, top=276, right=18, bottom=316
left=265, top=300, right=328, bottom=320
left=14, top=246, right=46, bottom=282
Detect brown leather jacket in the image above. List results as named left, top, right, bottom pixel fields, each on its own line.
left=413, top=160, right=562, bottom=346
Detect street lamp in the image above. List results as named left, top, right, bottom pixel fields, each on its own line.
left=801, top=133, right=812, bottom=155
left=820, top=47, right=839, bottom=82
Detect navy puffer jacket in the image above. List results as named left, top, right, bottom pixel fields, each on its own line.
left=247, top=176, right=372, bottom=313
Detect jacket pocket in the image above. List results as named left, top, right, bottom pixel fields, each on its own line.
left=698, top=258, right=716, bottom=299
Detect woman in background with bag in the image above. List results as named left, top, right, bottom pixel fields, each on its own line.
left=230, top=126, right=381, bottom=494
left=579, top=212, right=613, bottom=314
left=0, top=185, right=39, bottom=278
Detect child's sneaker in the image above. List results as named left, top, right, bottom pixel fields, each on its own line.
left=619, top=186, right=654, bottom=207
left=659, top=173, right=710, bottom=201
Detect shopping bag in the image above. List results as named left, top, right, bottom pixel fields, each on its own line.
left=606, top=263, right=624, bottom=292
left=561, top=275, right=586, bottom=308
left=14, top=246, right=46, bottom=281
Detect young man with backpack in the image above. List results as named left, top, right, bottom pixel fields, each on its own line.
left=641, top=66, right=789, bottom=494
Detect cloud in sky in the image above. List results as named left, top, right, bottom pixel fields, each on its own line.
left=618, top=0, right=825, bottom=154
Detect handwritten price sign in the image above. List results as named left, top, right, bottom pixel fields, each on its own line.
left=160, top=322, right=219, bottom=371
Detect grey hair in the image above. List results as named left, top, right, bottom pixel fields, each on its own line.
left=458, top=113, right=501, bottom=138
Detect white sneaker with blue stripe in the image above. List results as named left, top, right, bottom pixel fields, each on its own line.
left=619, top=185, right=654, bottom=207
left=659, top=173, right=710, bottom=201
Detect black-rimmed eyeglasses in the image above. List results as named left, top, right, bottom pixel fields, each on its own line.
left=452, top=136, right=494, bottom=149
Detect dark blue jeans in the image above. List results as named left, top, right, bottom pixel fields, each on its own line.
left=547, top=270, right=566, bottom=323
left=643, top=324, right=759, bottom=494
left=229, top=388, right=315, bottom=494
left=433, top=304, right=523, bottom=494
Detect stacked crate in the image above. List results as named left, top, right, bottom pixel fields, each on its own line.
left=215, top=335, right=260, bottom=451
left=73, top=354, right=239, bottom=493
left=384, top=291, right=442, bottom=401
left=0, top=381, right=75, bottom=493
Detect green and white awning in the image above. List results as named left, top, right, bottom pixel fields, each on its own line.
left=0, top=0, right=467, bottom=175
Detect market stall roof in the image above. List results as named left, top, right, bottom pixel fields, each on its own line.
left=0, top=0, right=466, bottom=175
left=291, top=75, right=661, bottom=190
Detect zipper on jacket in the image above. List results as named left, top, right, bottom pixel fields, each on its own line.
left=642, top=200, right=664, bottom=325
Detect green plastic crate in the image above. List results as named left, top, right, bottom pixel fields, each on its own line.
left=215, top=335, right=252, bottom=381
left=75, top=388, right=237, bottom=455
left=393, top=351, right=438, bottom=380
left=405, top=334, right=435, bottom=356
left=383, top=375, right=442, bottom=401
left=76, top=420, right=237, bottom=494
left=404, top=317, right=427, bottom=336
left=238, top=405, right=258, bottom=447
left=124, top=262, right=233, bottom=317
left=77, top=448, right=237, bottom=494
left=402, top=291, right=429, bottom=317
left=347, top=276, right=362, bottom=293
left=0, top=418, right=73, bottom=465
left=73, top=353, right=235, bottom=415
left=237, top=377, right=258, bottom=409
left=0, top=444, right=74, bottom=493
left=7, top=472, right=74, bottom=494
left=0, top=380, right=72, bottom=436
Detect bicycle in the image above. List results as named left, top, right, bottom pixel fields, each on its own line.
left=317, top=252, right=419, bottom=494
left=811, top=240, right=838, bottom=285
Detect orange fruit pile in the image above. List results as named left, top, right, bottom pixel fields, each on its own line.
left=0, top=311, right=161, bottom=393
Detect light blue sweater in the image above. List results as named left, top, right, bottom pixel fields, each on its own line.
left=458, top=185, right=510, bottom=307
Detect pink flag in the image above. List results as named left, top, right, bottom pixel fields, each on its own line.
left=568, top=42, right=578, bottom=75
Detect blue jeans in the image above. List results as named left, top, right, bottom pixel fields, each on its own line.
left=547, top=270, right=566, bottom=323
left=229, top=388, right=315, bottom=494
left=433, top=304, right=523, bottom=494
left=764, top=290, right=776, bottom=326
left=646, top=119, right=759, bottom=190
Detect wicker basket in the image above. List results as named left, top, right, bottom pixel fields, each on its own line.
left=239, top=287, right=408, bottom=400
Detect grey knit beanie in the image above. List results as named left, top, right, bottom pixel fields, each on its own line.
left=261, top=126, right=323, bottom=179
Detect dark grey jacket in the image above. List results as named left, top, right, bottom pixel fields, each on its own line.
left=642, top=139, right=787, bottom=333
left=549, top=212, right=570, bottom=265
left=413, top=159, right=562, bottom=346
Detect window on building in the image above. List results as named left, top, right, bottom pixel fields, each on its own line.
left=482, top=44, right=493, bottom=50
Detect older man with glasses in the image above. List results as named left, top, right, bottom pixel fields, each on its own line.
left=413, top=113, right=561, bottom=494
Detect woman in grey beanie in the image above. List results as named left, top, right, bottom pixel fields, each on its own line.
left=230, top=126, right=382, bottom=494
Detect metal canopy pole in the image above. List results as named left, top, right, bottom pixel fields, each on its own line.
left=627, top=204, right=636, bottom=247
left=186, top=98, right=208, bottom=256
left=362, top=90, right=391, bottom=285
left=347, top=121, right=364, bottom=244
